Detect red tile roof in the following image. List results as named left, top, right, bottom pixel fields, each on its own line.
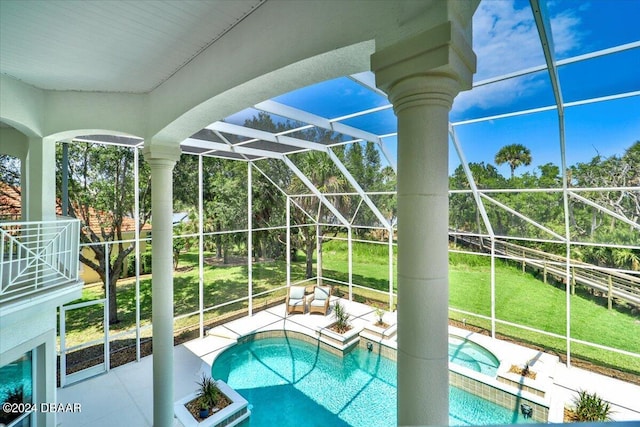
left=0, top=183, right=151, bottom=233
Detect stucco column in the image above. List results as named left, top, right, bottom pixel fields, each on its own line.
left=372, top=21, right=476, bottom=426
left=24, top=136, right=57, bottom=221
left=143, top=142, right=181, bottom=427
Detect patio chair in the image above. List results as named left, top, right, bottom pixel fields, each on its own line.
left=286, top=286, right=307, bottom=315
left=308, top=286, right=331, bottom=315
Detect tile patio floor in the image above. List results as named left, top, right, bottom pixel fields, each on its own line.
left=56, top=298, right=640, bottom=427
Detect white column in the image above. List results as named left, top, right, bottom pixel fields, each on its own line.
left=372, top=19, right=476, bottom=426
left=142, top=142, right=181, bottom=427
left=247, top=162, right=253, bottom=316
left=388, top=228, right=394, bottom=311
left=198, top=155, right=205, bottom=337
left=286, top=196, right=291, bottom=286
left=24, top=137, right=57, bottom=221
left=134, top=147, right=142, bottom=360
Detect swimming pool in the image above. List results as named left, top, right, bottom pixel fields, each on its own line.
left=211, top=334, right=536, bottom=426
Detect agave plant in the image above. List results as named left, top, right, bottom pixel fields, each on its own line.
left=571, top=389, right=613, bottom=422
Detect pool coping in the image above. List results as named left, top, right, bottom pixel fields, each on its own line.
left=207, top=314, right=553, bottom=423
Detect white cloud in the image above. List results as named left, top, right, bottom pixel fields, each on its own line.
left=452, top=0, right=584, bottom=117
left=473, top=0, right=543, bottom=81
left=453, top=73, right=547, bottom=114
left=549, top=8, right=586, bottom=55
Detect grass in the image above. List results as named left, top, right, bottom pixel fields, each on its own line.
left=62, top=240, right=640, bottom=377
left=447, top=259, right=640, bottom=373
left=62, top=251, right=308, bottom=347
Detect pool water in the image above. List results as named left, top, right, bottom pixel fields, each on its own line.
left=449, top=335, right=500, bottom=377
left=212, top=335, right=536, bottom=427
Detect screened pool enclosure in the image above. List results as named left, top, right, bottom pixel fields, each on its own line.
left=1, top=0, right=638, bottom=402
left=36, top=0, right=640, bottom=389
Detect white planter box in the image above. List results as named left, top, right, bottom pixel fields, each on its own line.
left=361, top=322, right=397, bottom=340
left=174, top=380, right=250, bottom=427
left=318, top=323, right=361, bottom=351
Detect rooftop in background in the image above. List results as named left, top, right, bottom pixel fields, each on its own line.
left=0, top=183, right=151, bottom=234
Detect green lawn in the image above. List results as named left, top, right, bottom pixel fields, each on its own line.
left=447, top=257, right=640, bottom=373
left=63, top=241, right=640, bottom=376
left=322, top=240, right=640, bottom=375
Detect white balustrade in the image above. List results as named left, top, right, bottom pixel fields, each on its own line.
left=1, top=217, right=80, bottom=303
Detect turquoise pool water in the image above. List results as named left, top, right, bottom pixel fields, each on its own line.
left=212, top=335, right=536, bottom=426
left=449, top=335, right=500, bottom=376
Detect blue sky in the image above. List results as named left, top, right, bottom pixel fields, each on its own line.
left=450, top=0, right=640, bottom=176
left=232, top=0, right=640, bottom=178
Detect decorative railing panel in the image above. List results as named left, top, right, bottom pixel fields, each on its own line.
left=1, top=217, right=80, bottom=303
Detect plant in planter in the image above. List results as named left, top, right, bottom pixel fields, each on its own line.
left=197, top=396, right=210, bottom=419
left=565, top=389, right=613, bottom=422
left=184, top=374, right=230, bottom=421
left=198, top=374, right=221, bottom=410
left=508, top=360, right=537, bottom=380
left=374, top=307, right=388, bottom=328
left=331, top=301, right=351, bottom=333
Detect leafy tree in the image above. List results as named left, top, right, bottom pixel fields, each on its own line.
left=0, top=155, right=21, bottom=219
left=173, top=217, right=197, bottom=269
left=0, top=154, right=20, bottom=186
left=205, top=158, right=247, bottom=263
left=569, top=141, right=640, bottom=269
left=363, top=142, right=382, bottom=191
left=571, top=141, right=639, bottom=227
left=449, top=162, right=506, bottom=234
left=289, top=135, right=349, bottom=278
left=378, top=165, right=397, bottom=235
left=251, top=158, right=288, bottom=259
left=495, top=143, right=532, bottom=178
left=172, top=152, right=248, bottom=264
left=56, top=142, right=151, bottom=324
left=344, top=141, right=386, bottom=236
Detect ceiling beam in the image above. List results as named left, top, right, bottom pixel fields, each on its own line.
left=181, top=137, right=283, bottom=159
left=207, top=121, right=328, bottom=152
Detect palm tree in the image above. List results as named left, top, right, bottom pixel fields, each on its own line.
left=287, top=128, right=349, bottom=279
left=494, top=144, right=532, bottom=178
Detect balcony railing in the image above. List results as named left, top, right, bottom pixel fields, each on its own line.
left=1, top=217, right=80, bottom=304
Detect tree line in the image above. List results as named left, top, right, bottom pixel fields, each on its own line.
left=450, top=141, right=639, bottom=270
left=1, top=122, right=637, bottom=323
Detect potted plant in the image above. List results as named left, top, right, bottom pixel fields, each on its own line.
left=361, top=306, right=397, bottom=340
left=318, top=301, right=360, bottom=350
left=198, top=396, right=210, bottom=419
left=196, top=374, right=221, bottom=415
left=175, top=374, right=249, bottom=426
left=508, top=360, right=537, bottom=380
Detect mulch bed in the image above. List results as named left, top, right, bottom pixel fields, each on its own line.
left=184, top=393, right=231, bottom=422
left=508, top=364, right=537, bottom=380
